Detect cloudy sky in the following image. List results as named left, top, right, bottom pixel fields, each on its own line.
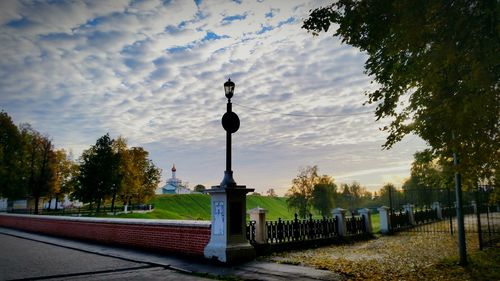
left=0, top=0, right=427, bottom=195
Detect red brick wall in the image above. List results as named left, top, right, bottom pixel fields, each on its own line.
left=0, top=214, right=211, bottom=256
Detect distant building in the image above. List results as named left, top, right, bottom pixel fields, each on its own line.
left=161, top=164, right=191, bottom=194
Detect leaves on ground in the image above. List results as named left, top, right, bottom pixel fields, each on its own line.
left=267, top=232, right=494, bottom=281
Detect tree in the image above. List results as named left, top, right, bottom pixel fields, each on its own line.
left=337, top=182, right=372, bottom=210
left=266, top=188, right=277, bottom=197
left=51, top=149, right=78, bottom=210
left=114, top=138, right=161, bottom=206
left=311, top=176, right=337, bottom=217
left=132, top=147, right=161, bottom=204
left=74, top=135, right=161, bottom=211
left=376, top=183, right=396, bottom=208
left=286, top=166, right=321, bottom=218
left=303, top=0, right=499, bottom=183
left=0, top=111, right=25, bottom=199
left=194, top=184, right=206, bottom=192
left=20, top=125, right=57, bottom=214
left=74, top=134, right=118, bottom=212
left=114, top=137, right=135, bottom=207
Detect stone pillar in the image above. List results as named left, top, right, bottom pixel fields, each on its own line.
left=204, top=186, right=255, bottom=264
left=332, top=208, right=347, bottom=237
left=248, top=207, right=268, bottom=244
left=124, top=205, right=128, bottom=214
left=358, top=208, right=372, bottom=234
left=432, top=202, right=443, bottom=219
left=403, top=203, right=415, bottom=225
left=378, top=206, right=391, bottom=234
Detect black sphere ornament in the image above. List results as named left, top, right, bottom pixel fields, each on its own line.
left=222, top=112, right=240, bottom=133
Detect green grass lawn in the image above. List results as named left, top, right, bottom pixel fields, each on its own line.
left=114, top=194, right=294, bottom=221
left=111, top=194, right=381, bottom=232
left=371, top=213, right=380, bottom=233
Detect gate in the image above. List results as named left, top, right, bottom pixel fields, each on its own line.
left=386, top=185, right=499, bottom=249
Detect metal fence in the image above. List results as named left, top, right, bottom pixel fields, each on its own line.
left=246, top=213, right=368, bottom=246
left=386, top=185, right=499, bottom=249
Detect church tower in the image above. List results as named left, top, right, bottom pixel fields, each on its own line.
left=171, top=164, right=176, bottom=179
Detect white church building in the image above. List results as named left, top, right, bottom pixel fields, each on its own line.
left=161, top=164, right=191, bottom=194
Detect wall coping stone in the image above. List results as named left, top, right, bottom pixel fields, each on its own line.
left=0, top=213, right=210, bottom=228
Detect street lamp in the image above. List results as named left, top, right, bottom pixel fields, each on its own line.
left=203, top=78, right=255, bottom=263
left=220, top=78, right=240, bottom=188
left=224, top=78, right=235, bottom=99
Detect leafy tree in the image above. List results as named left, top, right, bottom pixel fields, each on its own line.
left=303, top=0, right=499, bottom=184
left=402, top=150, right=469, bottom=206
left=74, top=135, right=161, bottom=211
left=266, top=188, right=277, bottom=197
left=74, top=134, right=118, bottom=212
left=131, top=147, right=161, bottom=204
left=114, top=138, right=161, bottom=205
left=286, top=166, right=321, bottom=218
left=114, top=137, right=134, bottom=207
left=20, top=125, right=57, bottom=214
left=311, top=176, right=337, bottom=217
left=194, top=184, right=206, bottom=192
left=0, top=111, right=25, bottom=198
left=374, top=183, right=396, bottom=208
left=51, top=149, right=78, bottom=210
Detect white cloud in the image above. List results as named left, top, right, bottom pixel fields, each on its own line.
left=0, top=0, right=428, bottom=194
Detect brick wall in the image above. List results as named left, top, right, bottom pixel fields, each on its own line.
left=0, top=214, right=211, bottom=256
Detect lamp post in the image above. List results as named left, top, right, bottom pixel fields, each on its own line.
left=204, top=79, right=255, bottom=264
left=221, top=78, right=239, bottom=188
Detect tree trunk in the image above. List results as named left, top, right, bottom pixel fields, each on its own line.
left=96, top=198, right=101, bottom=213
left=34, top=195, right=40, bottom=215
left=111, top=189, right=116, bottom=213
left=48, top=198, right=52, bottom=211
left=54, top=197, right=59, bottom=211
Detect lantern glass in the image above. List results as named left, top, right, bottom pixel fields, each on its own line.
left=224, top=79, right=235, bottom=99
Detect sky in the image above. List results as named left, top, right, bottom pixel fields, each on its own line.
left=0, top=0, right=428, bottom=195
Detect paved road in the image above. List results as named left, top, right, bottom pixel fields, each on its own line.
left=0, top=232, right=210, bottom=281
left=0, top=227, right=343, bottom=281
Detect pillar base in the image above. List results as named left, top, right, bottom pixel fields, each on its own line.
left=204, top=186, right=255, bottom=264
left=204, top=242, right=255, bottom=264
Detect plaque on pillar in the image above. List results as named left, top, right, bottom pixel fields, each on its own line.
left=204, top=79, right=256, bottom=264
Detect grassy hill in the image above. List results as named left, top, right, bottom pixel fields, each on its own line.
left=115, top=194, right=295, bottom=221
left=114, top=194, right=380, bottom=232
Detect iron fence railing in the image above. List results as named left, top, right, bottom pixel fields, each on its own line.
left=413, top=208, right=438, bottom=224
left=265, top=214, right=339, bottom=244
left=246, top=213, right=368, bottom=245
left=390, top=209, right=410, bottom=231
left=346, top=214, right=366, bottom=235
left=6, top=204, right=154, bottom=216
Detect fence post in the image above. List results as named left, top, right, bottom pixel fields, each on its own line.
left=332, top=208, right=347, bottom=237
left=378, top=206, right=391, bottom=234
left=358, top=208, right=372, bottom=234
left=471, top=200, right=477, bottom=214
left=248, top=207, right=268, bottom=244
left=403, top=203, right=415, bottom=225
left=432, top=202, right=443, bottom=219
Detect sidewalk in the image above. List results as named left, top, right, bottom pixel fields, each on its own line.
left=0, top=227, right=343, bottom=281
